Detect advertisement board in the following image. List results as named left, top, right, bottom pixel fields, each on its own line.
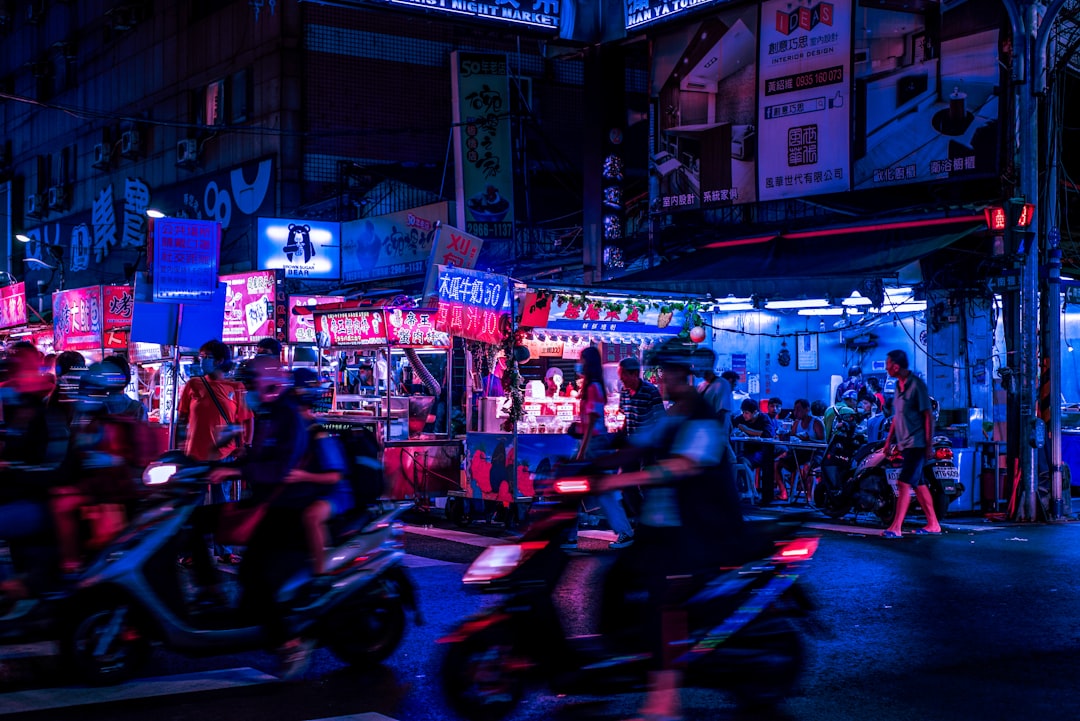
left=542, top=297, right=685, bottom=336
left=651, top=3, right=760, bottom=211
left=851, top=3, right=1001, bottom=190
left=221, top=270, right=278, bottom=345
left=386, top=308, right=451, bottom=349
left=434, top=266, right=510, bottom=345
left=53, top=286, right=103, bottom=352
left=103, top=285, right=135, bottom=350
left=370, top=0, right=560, bottom=30
left=288, top=295, right=345, bottom=344
left=452, top=52, right=515, bottom=240
left=316, top=309, right=388, bottom=347
left=150, top=218, right=221, bottom=304
left=757, top=0, right=852, bottom=201
left=257, top=218, right=342, bottom=280
left=0, top=282, right=27, bottom=330
left=341, top=202, right=450, bottom=283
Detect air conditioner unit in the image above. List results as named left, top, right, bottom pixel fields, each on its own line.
left=120, top=130, right=140, bottom=157
left=47, top=185, right=66, bottom=210
left=176, top=138, right=198, bottom=166
left=92, top=142, right=112, bottom=168
left=25, top=194, right=43, bottom=217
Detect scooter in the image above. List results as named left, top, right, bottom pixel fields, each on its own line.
left=812, top=413, right=871, bottom=519
left=439, top=477, right=819, bottom=721
left=60, top=455, right=420, bottom=684
left=848, top=434, right=962, bottom=526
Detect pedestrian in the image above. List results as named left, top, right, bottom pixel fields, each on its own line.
left=866, top=375, right=887, bottom=410
left=697, top=366, right=732, bottom=416
left=882, top=349, right=942, bottom=537
left=565, top=346, right=617, bottom=549
left=256, top=337, right=282, bottom=358
left=835, top=365, right=866, bottom=403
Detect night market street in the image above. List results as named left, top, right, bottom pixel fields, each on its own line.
left=2, top=506, right=1079, bottom=721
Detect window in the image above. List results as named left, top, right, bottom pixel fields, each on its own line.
left=229, top=68, right=251, bottom=124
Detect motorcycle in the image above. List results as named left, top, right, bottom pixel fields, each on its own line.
left=58, top=454, right=420, bottom=684
left=848, top=434, right=962, bottom=526
left=812, top=413, right=870, bottom=519
left=439, top=475, right=819, bottom=721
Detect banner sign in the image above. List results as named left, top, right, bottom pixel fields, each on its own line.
left=543, top=297, right=685, bottom=336
left=221, top=270, right=278, bottom=345
left=0, top=282, right=27, bottom=330
left=257, top=218, right=342, bottom=280
left=53, top=286, right=103, bottom=352
left=150, top=217, right=221, bottom=303
left=627, top=0, right=739, bottom=32
left=316, top=309, right=388, bottom=347
left=372, top=0, right=561, bottom=30
left=102, top=285, right=134, bottom=350
left=422, top=224, right=485, bottom=305
left=757, top=0, right=852, bottom=201
left=434, top=266, right=510, bottom=345
left=341, top=202, right=449, bottom=283
left=288, top=295, right=344, bottom=344
left=453, top=52, right=515, bottom=240
left=386, top=308, right=451, bottom=348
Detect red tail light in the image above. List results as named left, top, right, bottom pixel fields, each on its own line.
left=554, top=478, right=591, bottom=494
left=935, top=447, right=954, bottom=461
left=772, top=537, right=819, bottom=562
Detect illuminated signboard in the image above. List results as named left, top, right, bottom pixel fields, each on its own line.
left=53, top=286, right=103, bottom=352
left=372, top=0, right=560, bottom=30
left=0, top=282, right=27, bottom=330
left=316, top=309, right=388, bottom=347
left=103, top=285, right=135, bottom=349
left=626, top=0, right=737, bottom=31
left=221, top=270, right=279, bottom=345
left=257, top=218, right=342, bottom=280
left=288, top=295, right=345, bottom=344
left=150, top=217, right=221, bottom=304
left=341, top=202, right=449, bottom=283
left=434, top=266, right=510, bottom=345
left=386, top=308, right=451, bottom=348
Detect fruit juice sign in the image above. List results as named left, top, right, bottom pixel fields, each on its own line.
left=434, top=266, right=509, bottom=345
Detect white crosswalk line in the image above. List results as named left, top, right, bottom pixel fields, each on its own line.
left=403, top=524, right=508, bottom=547
left=0, top=666, right=276, bottom=716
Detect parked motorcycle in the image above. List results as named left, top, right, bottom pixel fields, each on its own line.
left=60, top=454, right=419, bottom=684
left=812, top=413, right=870, bottom=519
left=848, top=434, right=962, bottom=526
left=439, top=476, right=819, bottom=721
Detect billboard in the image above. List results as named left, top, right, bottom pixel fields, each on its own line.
left=53, top=286, right=103, bottom=352
left=150, top=217, right=221, bottom=304
left=221, top=270, right=279, bottom=345
left=652, top=3, right=761, bottom=211
left=316, top=309, right=388, bottom=347
left=0, top=283, right=27, bottom=330
left=341, top=202, right=449, bottom=284
left=257, top=218, right=342, bottom=280
left=851, top=2, right=1002, bottom=190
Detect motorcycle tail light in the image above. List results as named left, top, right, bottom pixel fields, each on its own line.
left=554, top=478, right=591, bottom=494
left=772, top=536, right=819, bottom=562
left=463, top=541, right=548, bottom=584
left=935, top=447, right=954, bottom=461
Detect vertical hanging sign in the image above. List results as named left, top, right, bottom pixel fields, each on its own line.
left=451, top=51, right=515, bottom=241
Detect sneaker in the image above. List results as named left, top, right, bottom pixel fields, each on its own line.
left=609, top=533, right=635, bottom=549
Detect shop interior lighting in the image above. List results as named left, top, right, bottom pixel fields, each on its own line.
left=15, top=234, right=32, bottom=243
left=146, top=209, right=166, bottom=218
left=797, top=307, right=845, bottom=316
left=766, top=299, right=830, bottom=310
left=712, top=295, right=754, bottom=304
left=842, top=292, right=873, bottom=306
left=1068, top=341, right=1074, bottom=352
left=712, top=302, right=756, bottom=311
left=870, top=301, right=927, bottom=314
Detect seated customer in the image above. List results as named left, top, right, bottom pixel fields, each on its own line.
left=732, top=398, right=776, bottom=504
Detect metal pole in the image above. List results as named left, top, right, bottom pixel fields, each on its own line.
left=166, top=304, right=184, bottom=451
left=1046, top=74, right=1064, bottom=519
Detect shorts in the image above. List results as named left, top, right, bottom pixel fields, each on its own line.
left=897, top=447, right=927, bottom=488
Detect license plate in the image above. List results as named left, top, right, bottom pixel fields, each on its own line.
left=933, top=466, right=959, bottom=480
left=885, top=468, right=901, bottom=482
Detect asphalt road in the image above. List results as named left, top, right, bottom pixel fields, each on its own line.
left=3, top=506, right=1080, bottom=721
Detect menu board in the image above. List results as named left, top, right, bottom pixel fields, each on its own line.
left=53, top=286, right=103, bottom=352
left=221, top=270, right=277, bottom=345
left=434, top=266, right=510, bottom=345
left=316, top=309, right=388, bottom=347
left=386, top=308, right=450, bottom=349
left=288, top=295, right=344, bottom=344
left=0, top=282, right=27, bottom=330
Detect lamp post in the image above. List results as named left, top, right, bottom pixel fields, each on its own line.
left=16, top=233, right=66, bottom=291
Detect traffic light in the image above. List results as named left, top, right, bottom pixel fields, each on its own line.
left=984, top=200, right=1035, bottom=232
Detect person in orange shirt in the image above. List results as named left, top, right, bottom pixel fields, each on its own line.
left=177, top=340, right=252, bottom=564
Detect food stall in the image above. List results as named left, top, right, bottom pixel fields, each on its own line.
left=0, top=281, right=46, bottom=348
left=311, top=302, right=462, bottom=507
left=286, top=294, right=342, bottom=371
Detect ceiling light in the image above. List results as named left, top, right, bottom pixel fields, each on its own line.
left=798, top=307, right=845, bottom=316
left=842, top=292, right=873, bottom=306
left=146, top=209, right=166, bottom=218
left=766, top=299, right=830, bottom=309
left=16, top=234, right=32, bottom=243
left=713, top=303, right=756, bottom=311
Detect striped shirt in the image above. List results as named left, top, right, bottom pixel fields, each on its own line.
left=619, top=379, right=665, bottom=435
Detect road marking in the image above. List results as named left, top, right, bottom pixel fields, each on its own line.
left=0, top=666, right=276, bottom=716
left=308, top=714, right=399, bottom=721
left=402, top=554, right=459, bottom=568
left=404, top=525, right=508, bottom=547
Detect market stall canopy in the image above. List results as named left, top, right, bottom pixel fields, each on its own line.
left=611, top=216, right=985, bottom=302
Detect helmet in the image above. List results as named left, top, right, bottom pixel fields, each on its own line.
left=842, top=389, right=858, bottom=401
left=646, top=337, right=703, bottom=371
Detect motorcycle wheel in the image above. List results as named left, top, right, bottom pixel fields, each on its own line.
left=866, top=472, right=897, bottom=526
left=727, top=616, right=805, bottom=710
left=442, top=620, right=528, bottom=721
left=326, top=589, right=407, bottom=668
left=63, top=602, right=150, bottom=685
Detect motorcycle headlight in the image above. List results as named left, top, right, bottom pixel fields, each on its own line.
left=463, top=541, right=547, bottom=585
left=142, top=462, right=179, bottom=486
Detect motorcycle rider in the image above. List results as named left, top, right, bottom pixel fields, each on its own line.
left=588, top=337, right=745, bottom=721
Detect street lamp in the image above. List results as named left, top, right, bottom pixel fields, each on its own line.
left=17, top=233, right=66, bottom=291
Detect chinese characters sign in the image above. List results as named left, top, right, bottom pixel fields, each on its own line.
left=626, top=0, right=737, bottom=31
left=103, top=285, right=135, bottom=350
left=288, top=295, right=344, bottom=344
left=435, top=266, right=510, bottom=345
left=257, top=218, right=342, bottom=280
left=373, top=0, right=560, bottom=29
left=0, top=283, right=27, bottom=330
left=453, top=52, right=515, bottom=240
left=386, top=308, right=451, bottom=349
left=221, top=270, right=277, bottom=345
left=757, top=0, right=851, bottom=201
left=544, top=297, right=684, bottom=336
left=151, top=218, right=221, bottom=303
left=316, top=310, right=388, bottom=347
left=53, top=286, right=103, bottom=352
left=341, top=202, right=450, bottom=283
left=422, top=224, right=485, bottom=305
